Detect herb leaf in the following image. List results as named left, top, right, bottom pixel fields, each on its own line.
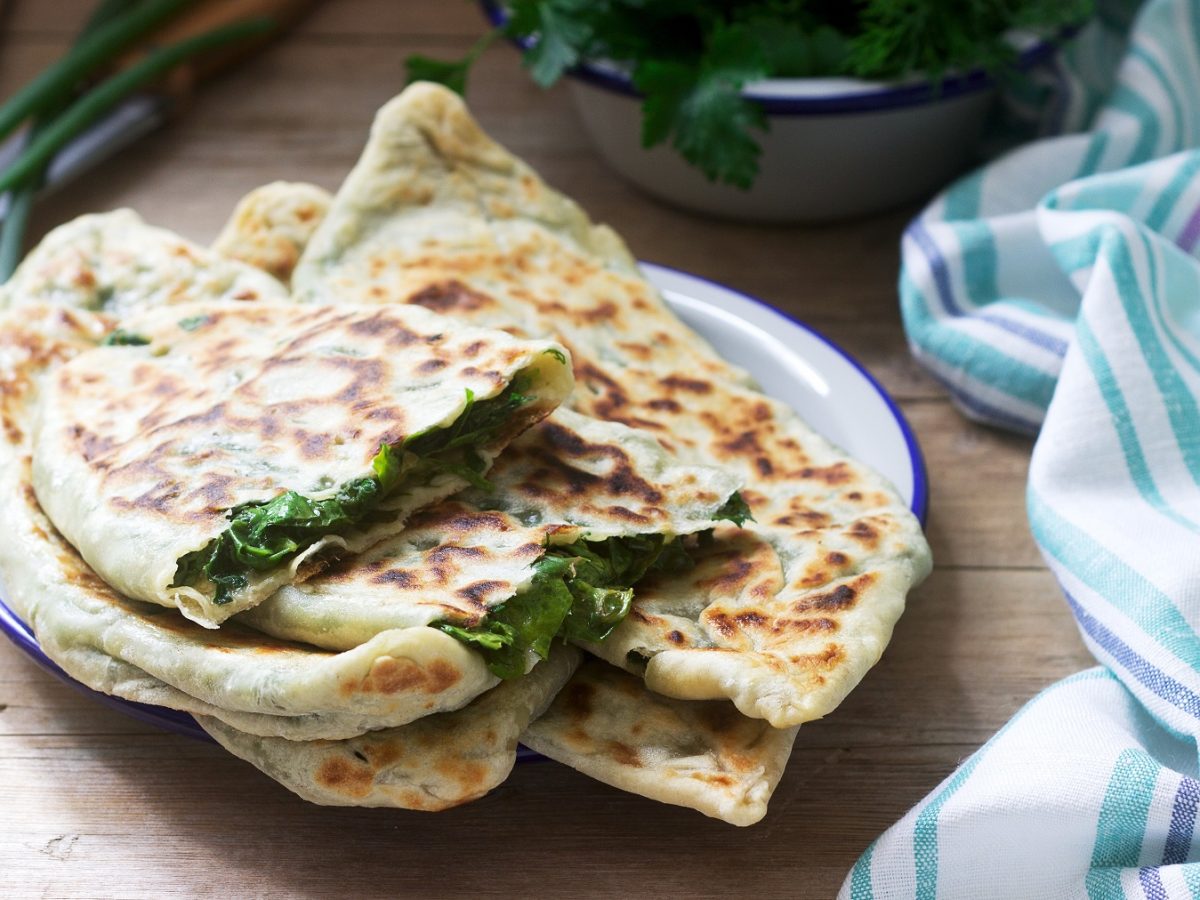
left=177, top=314, right=210, bottom=332
left=173, top=384, right=534, bottom=604
left=513, top=0, right=594, bottom=87
left=435, top=533, right=698, bottom=679
left=405, top=54, right=473, bottom=95
left=101, top=329, right=149, bottom=346
left=635, top=24, right=768, bottom=189
left=713, top=491, right=754, bottom=527
left=404, top=28, right=501, bottom=96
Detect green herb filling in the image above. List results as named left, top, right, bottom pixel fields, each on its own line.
left=173, top=381, right=535, bottom=604
left=435, top=532, right=697, bottom=679
left=101, top=329, right=150, bottom=346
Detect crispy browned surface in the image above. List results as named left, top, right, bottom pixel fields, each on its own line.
left=198, top=646, right=580, bottom=812
left=295, top=84, right=929, bottom=727
left=47, top=303, right=544, bottom=533
left=0, top=2, right=1091, bottom=895
left=522, top=657, right=797, bottom=826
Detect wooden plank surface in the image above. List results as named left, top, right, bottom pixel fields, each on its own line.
left=0, top=2, right=1095, bottom=897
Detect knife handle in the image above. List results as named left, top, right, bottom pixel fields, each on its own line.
left=118, top=0, right=318, bottom=105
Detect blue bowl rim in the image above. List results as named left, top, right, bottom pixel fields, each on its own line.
left=478, top=0, right=1069, bottom=116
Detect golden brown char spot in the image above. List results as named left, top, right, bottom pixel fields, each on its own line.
left=615, top=341, right=653, bottom=362
left=351, top=656, right=462, bottom=697
left=697, top=558, right=753, bottom=592
left=563, top=682, right=594, bottom=719
left=799, top=570, right=829, bottom=587
left=316, top=756, right=374, bottom=798
left=447, top=511, right=509, bottom=533
left=794, top=462, right=852, bottom=485
left=433, top=759, right=489, bottom=795
left=407, top=280, right=497, bottom=314
left=793, top=574, right=875, bottom=613
left=428, top=544, right=487, bottom=564
left=791, top=644, right=847, bottom=671
left=773, top=617, right=838, bottom=634
left=607, top=741, right=642, bottom=768
left=847, top=520, right=879, bottom=546
left=581, top=300, right=617, bottom=323
left=371, top=568, right=417, bottom=588
left=720, top=432, right=761, bottom=456
left=705, top=611, right=736, bottom=638
left=605, top=505, right=652, bottom=524
left=734, top=610, right=768, bottom=628
left=361, top=739, right=401, bottom=769
left=182, top=472, right=238, bottom=514
left=660, top=375, right=712, bottom=394
left=629, top=608, right=663, bottom=626
left=294, top=429, right=333, bottom=459
left=455, top=580, right=508, bottom=608
left=647, top=397, right=681, bottom=413
left=535, top=422, right=666, bottom=504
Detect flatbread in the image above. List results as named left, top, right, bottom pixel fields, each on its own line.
left=291, top=83, right=932, bottom=728
left=33, top=300, right=573, bottom=626
left=521, top=657, right=798, bottom=827
left=212, top=182, right=332, bottom=285
left=0, top=209, right=286, bottom=314
left=0, top=240, right=733, bottom=744
left=200, top=644, right=580, bottom=810
left=241, top=406, right=743, bottom=651
left=0, top=306, right=503, bottom=737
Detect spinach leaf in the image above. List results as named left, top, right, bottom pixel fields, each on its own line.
left=101, top=329, right=150, bottom=346
left=713, top=491, right=753, bottom=527
left=172, top=383, right=532, bottom=604
left=177, top=314, right=210, bottom=332
left=435, top=533, right=698, bottom=678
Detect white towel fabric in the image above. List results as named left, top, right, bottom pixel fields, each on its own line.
left=842, top=2, right=1200, bottom=897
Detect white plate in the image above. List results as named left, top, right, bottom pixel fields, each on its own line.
left=0, top=265, right=927, bottom=744
left=647, top=263, right=927, bottom=521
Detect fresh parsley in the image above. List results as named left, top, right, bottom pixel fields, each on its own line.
left=406, top=0, right=1091, bottom=188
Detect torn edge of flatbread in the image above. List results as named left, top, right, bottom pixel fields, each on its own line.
left=212, top=182, right=332, bottom=285
left=521, top=658, right=798, bottom=826
left=199, top=645, right=581, bottom=810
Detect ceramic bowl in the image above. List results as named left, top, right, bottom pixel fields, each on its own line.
left=480, top=2, right=1059, bottom=222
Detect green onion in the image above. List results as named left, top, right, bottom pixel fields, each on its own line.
left=0, top=187, right=34, bottom=282
left=0, top=0, right=196, bottom=144
left=0, top=0, right=142, bottom=282
left=0, top=17, right=274, bottom=197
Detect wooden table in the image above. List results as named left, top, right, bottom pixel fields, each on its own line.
left=0, top=2, right=1096, bottom=897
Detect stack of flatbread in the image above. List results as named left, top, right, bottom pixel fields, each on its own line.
left=0, top=84, right=930, bottom=826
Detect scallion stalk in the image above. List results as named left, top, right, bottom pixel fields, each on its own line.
left=0, top=17, right=274, bottom=197
left=0, top=0, right=144, bottom=282
left=0, top=0, right=197, bottom=143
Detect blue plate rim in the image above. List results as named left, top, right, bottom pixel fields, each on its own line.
left=640, top=261, right=929, bottom=525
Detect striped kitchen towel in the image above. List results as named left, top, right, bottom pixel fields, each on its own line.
left=844, top=1, right=1200, bottom=897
